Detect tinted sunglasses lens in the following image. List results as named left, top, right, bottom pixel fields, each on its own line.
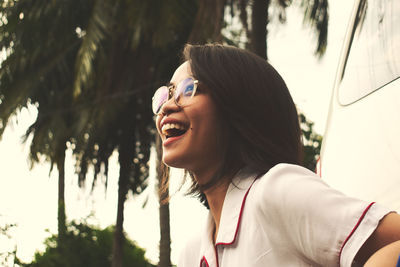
left=175, top=78, right=195, bottom=105
left=152, top=86, right=168, bottom=114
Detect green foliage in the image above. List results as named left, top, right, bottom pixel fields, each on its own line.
left=300, top=113, right=323, bottom=172
left=21, top=221, right=154, bottom=267
left=0, top=219, right=19, bottom=267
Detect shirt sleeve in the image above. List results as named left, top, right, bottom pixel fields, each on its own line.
left=253, top=163, right=393, bottom=267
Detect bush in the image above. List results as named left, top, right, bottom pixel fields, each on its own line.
left=0, top=219, right=18, bottom=267
left=300, top=113, right=323, bottom=172
left=21, top=221, right=154, bottom=267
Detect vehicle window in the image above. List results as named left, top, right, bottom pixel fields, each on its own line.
left=338, top=0, right=400, bottom=105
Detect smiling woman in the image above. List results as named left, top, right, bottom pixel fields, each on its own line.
left=156, top=61, right=225, bottom=186
left=152, top=43, right=400, bottom=267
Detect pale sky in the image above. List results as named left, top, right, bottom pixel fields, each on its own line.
left=0, top=0, right=354, bottom=265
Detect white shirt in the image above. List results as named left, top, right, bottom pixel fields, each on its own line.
left=178, top=164, right=393, bottom=267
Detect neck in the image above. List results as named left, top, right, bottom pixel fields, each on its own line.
left=204, top=181, right=229, bottom=244
left=193, top=161, right=245, bottom=243
left=193, top=167, right=230, bottom=244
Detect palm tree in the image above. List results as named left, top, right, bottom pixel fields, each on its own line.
left=1, top=1, right=195, bottom=267
left=234, top=0, right=328, bottom=59
left=156, top=136, right=171, bottom=267
left=70, top=1, right=197, bottom=266
left=187, top=0, right=328, bottom=58
left=0, top=0, right=93, bottom=243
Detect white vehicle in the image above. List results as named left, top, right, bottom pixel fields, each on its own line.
left=319, top=0, right=400, bottom=210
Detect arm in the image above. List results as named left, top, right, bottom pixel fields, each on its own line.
left=364, top=240, right=400, bottom=267
left=355, top=212, right=400, bottom=266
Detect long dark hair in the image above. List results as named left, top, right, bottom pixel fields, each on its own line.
left=179, top=43, right=303, bottom=201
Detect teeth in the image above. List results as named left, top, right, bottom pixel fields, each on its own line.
left=161, top=123, right=187, bottom=135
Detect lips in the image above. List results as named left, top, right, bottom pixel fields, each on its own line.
left=162, top=123, right=188, bottom=138
left=159, top=118, right=189, bottom=141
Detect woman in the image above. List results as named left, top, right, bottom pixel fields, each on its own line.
left=152, top=43, right=400, bottom=267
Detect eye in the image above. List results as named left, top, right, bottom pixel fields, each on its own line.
left=176, top=78, right=195, bottom=98
left=182, top=84, right=194, bottom=96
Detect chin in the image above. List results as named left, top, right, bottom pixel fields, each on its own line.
left=162, top=153, right=186, bottom=169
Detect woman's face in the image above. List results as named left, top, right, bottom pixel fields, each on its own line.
left=156, top=61, right=225, bottom=178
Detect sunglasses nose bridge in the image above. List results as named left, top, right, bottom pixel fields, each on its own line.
left=157, top=85, right=180, bottom=114
left=166, top=85, right=176, bottom=103
left=153, top=78, right=196, bottom=114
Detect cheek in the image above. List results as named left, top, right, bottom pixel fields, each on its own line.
left=192, top=108, right=224, bottom=148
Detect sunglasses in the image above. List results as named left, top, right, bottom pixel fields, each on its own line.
left=152, top=77, right=199, bottom=115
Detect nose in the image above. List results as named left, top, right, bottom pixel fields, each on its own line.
left=159, top=96, right=181, bottom=115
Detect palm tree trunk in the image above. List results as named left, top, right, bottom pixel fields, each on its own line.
left=188, top=0, right=227, bottom=43
left=112, top=145, right=130, bottom=267
left=56, top=147, right=67, bottom=242
left=112, top=176, right=127, bottom=267
left=250, top=0, right=270, bottom=59
left=156, top=136, right=171, bottom=267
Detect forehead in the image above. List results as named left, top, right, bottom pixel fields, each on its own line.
left=170, top=61, right=192, bottom=85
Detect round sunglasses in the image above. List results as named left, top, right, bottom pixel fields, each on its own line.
left=152, top=77, right=199, bottom=115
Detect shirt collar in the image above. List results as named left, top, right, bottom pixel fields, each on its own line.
left=199, top=167, right=259, bottom=266
left=216, top=167, right=258, bottom=244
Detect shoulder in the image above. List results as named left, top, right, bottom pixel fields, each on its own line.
left=250, top=163, right=393, bottom=266
left=250, top=163, right=331, bottom=230
left=252, top=163, right=374, bottom=218
left=256, top=163, right=321, bottom=188
left=259, top=162, right=319, bottom=182
left=252, top=163, right=327, bottom=205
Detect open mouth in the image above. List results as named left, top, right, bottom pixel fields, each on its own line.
left=161, top=123, right=188, bottom=139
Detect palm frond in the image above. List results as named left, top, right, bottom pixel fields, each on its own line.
left=73, top=0, right=112, bottom=98
left=0, top=40, right=79, bottom=137
left=300, top=0, right=329, bottom=57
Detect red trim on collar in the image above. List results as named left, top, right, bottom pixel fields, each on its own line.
left=201, top=173, right=262, bottom=267
left=339, top=202, right=375, bottom=264
left=200, top=256, right=210, bottom=267
left=215, top=177, right=259, bottom=247
left=214, top=246, right=220, bottom=267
